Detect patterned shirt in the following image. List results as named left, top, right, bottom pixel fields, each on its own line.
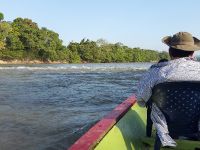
left=136, top=57, right=200, bottom=146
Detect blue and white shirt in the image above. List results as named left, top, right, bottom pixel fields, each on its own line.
left=136, top=57, right=200, bottom=147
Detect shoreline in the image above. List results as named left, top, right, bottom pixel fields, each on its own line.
left=0, top=60, right=68, bottom=65
left=0, top=59, right=156, bottom=65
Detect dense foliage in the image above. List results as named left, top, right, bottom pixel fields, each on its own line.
left=0, top=12, right=169, bottom=63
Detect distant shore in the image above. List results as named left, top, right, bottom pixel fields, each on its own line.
left=0, top=59, right=158, bottom=65
left=0, top=60, right=68, bottom=65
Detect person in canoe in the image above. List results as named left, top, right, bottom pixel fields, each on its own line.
left=136, top=32, right=200, bottom=148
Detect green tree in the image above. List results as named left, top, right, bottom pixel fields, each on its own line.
left=0, top=12, right=4, bottom=22
left=78, top=39, right=100, bottom=62
left=67, top=41, right=80, bottom=53
left=98, top=45, right=112, bottom=63
left=123, top=48, right=134, bottom=62
left=68, top=51, right=81, bottom=63
left=159, top=51, right=170, bottom=60
left=36, top=27, right=65, bottom=61
left=0, top=13, right=168, bottom=63
left=0, top=22, right=11, bottom=49
left=12, top=18, right=40, bottom=52
left=6, top=30, right=24, bottom=50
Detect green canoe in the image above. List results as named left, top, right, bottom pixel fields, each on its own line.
left=69, top=95, right=200, bottom=150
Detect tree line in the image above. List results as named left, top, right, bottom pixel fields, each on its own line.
left=0, top=12, right=169, bottom=63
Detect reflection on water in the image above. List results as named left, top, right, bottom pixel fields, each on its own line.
left=0, top=63, right=151, bottom=150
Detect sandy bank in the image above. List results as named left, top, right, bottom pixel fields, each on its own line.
left=0, top=60, right=68, bottom=64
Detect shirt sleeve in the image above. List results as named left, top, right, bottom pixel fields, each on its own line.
left=136, top=68, right=158, bottom=107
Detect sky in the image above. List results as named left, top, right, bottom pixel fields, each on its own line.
left=1, top=0, right=200, bottom=52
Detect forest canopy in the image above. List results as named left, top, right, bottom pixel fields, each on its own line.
left=0, top=12, right=169, bottom=63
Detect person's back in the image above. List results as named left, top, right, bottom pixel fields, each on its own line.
left=136, top=32, right=200, bottom=147
left=151, top=81, right=200, bottom=133
left=153, top=57, right=200, bottom=81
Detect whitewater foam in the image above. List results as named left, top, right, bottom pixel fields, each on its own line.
left=0, top=63, right=152, bottom=72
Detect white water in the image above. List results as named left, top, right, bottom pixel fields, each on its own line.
left=0, top=63, right=152, bottom=72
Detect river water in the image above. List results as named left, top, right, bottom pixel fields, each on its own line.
left=0, top=63, right=152, bottom=150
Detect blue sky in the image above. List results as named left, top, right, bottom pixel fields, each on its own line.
left=1, top=0, right=200, bottom=51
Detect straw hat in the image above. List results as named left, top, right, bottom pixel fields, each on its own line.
left=162, top=32, right=200, bottom=51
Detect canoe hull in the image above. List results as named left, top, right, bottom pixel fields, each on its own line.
left=94, top=103, right=146, bottom=150
left=69, top=95, right=200, bottom=150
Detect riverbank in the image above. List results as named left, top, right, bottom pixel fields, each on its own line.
left=0, top=60, right=68, bottom=64
left=0, top=59, right=158, bottom=65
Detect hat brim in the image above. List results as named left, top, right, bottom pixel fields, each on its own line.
left=162, top=36, right=200, bottom=51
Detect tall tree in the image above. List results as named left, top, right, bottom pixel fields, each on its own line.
left=12, top=18, right=39, bottom=52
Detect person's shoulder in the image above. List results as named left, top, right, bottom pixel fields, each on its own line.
left=188, top=58, right=200, bottom=67
left=150, top=61, right=169, bottom=69
left=182, top=57, right=200, bottom=64
left=170, top=57, right=200, bottom=69
left=169, top=57, right=196, bottom=63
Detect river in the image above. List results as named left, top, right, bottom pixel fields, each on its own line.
left=0, top=63, right=152, bottom=150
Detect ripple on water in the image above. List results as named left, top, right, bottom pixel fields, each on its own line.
left=0, top=63, right=150, bottom=149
